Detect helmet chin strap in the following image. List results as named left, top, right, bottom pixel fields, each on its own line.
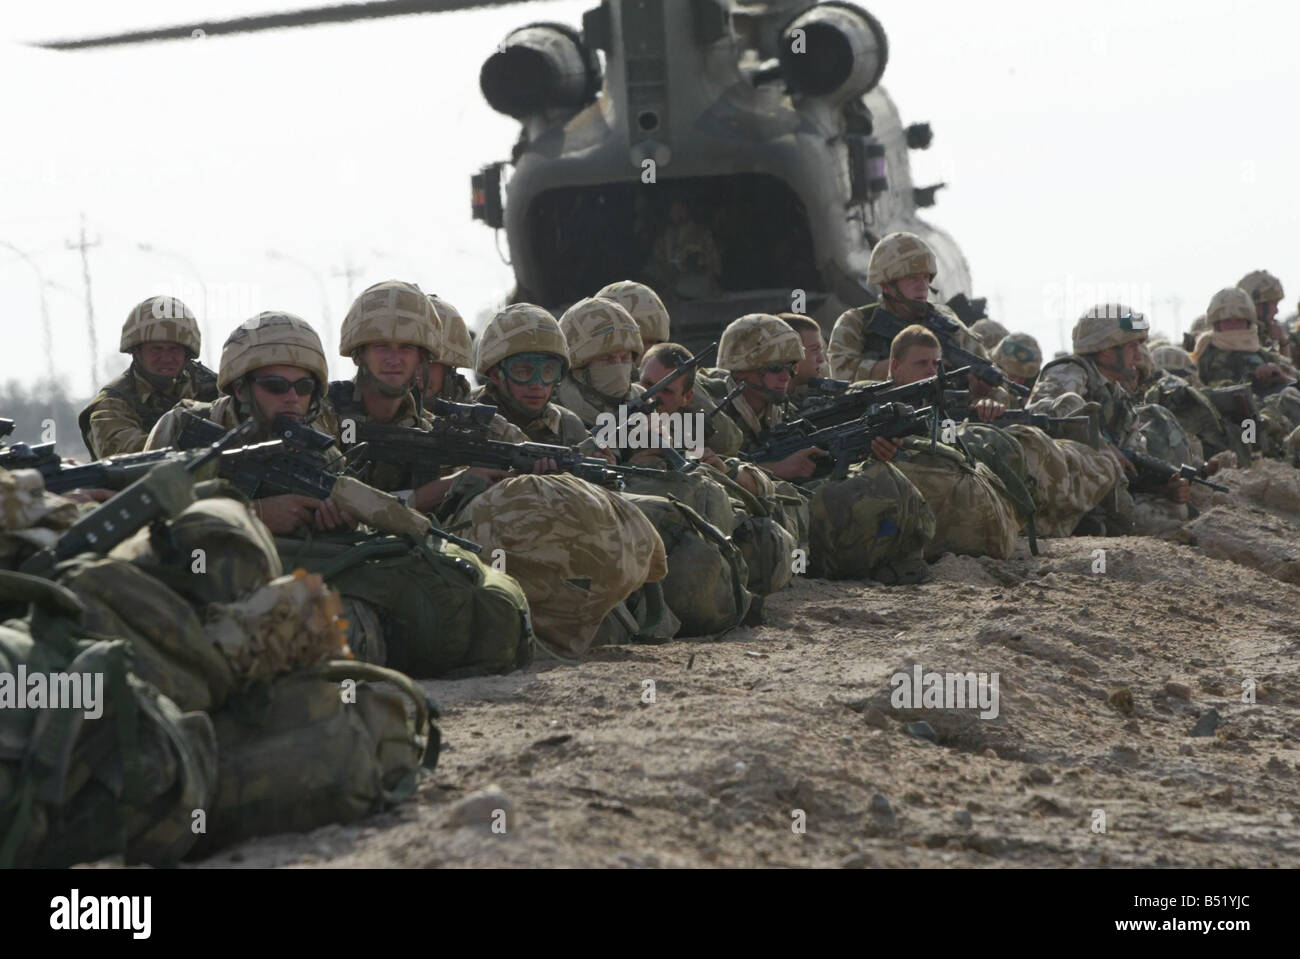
left=132, top=356, right=183, bottom=393
left=357, top=361, right=413, bottom=399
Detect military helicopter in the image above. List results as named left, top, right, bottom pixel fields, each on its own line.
left=36, top=0, right=974, bottom=349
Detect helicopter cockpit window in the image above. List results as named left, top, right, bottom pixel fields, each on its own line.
left=524, top=174, right=824, bottom=305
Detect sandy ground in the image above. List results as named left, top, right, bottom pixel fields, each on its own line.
left=197, top=461, right=1300, bottom=868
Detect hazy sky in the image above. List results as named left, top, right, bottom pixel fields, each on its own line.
left=2, top=0, right=1297, bottom=395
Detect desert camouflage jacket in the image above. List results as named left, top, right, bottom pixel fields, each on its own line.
left=827, top=301, right=982, bottom=383
left=79, top=360, right=219, bottom=459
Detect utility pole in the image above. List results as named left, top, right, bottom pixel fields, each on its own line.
left=0, top=241, right=56, bottom=383
left=67, top=213, right=101, bottom=390
left=333, top=256, right=363, bottom=302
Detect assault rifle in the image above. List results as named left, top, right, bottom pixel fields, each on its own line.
left=744, top=402, right=934, bottom=480
left=347, top=399, right=668, bottom=491
left=795, top=366, right=971, bottom=431
left=0, top=440, right=60, bottom=477
left=38, top=447, right=180, bottom=495
left=940, top=391, right=1099, bottom=444
left=864, top=307, right=1031, bottom=396
left=181, top=412, right=482, bottom=551
left=1120, top=448, right=1230, bottom=494
left=804, top=376, right=852, bottom=396
left=626, top=342, right=718, bottom=416
left=46, top=421, right=258, bottom=562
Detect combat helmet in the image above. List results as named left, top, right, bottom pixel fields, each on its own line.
left=477, top=303, right=569, bottom=375
left=595, top=280, right=670, bottom=345
left=1072, top=304, right=1149, bottom=355
left=218, top=312, right=328, bottom=394
left=867, top=232, right=937, bottom=288
left=1150, top=344, right=1199, bottom=382
left=969, top=318, right=1009, bottom=352
left=1207, top=288, right=1256, bottom=328
left=120, top=295, right=201, bottom=357
left=428, top=295, right=474, bottom=369
left=718, top=314, right=804, bottom=372
left=992, top=332, right=1042, bottom=380
left=559, top=297, right=643, bottom=369
left=1237, top=269, right=1285, bottom=305
left=339, top=280, right=441, bottom=357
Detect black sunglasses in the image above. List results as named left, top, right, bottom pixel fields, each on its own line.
left=252, top=375, right=316, bottom=396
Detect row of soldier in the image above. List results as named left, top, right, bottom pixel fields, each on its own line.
left=3, top=229, right=1294, bottom=864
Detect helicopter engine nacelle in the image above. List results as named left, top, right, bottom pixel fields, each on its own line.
left=480, top=23, right=600, bottom=120
left=779, top=2, right=889, bottom=107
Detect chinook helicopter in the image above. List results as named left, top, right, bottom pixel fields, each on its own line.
left=36, top=0, right=975, bottom=348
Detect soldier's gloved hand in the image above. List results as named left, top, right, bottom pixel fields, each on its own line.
left=1167, top=475, right=1191, bottom=504
left=255, top=494, right=325, bottom=534
left=314, top=496, right=357, bottom=532
left=767, top=446, right=826, bottom=481
left=1253, top=363, right=1285, bottom=384
left=973, top=398, right=1007, bottom=423
left=699, top=449, right=727, bottom=472
left=530, top=457, right=560, bottom=474
left=591, top=446, right=618, bottom=465
left=1109, top=445, right=1138, bottom=478
left=871, top=436, right=903, bottom=463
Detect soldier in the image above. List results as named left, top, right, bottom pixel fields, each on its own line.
left=889, top=325, right=1006, bottom=422
left=1197, top=287, right=1297, bottom=394
left=704, top=313, right=933, bottom=582
left=554, top=297, right=647, bottom=428
left=648, top=200, right=723, bottom=299
left=472, top=303, right=590, bottom=446
left=145, top=311, right=353, bottom=535
left=79, top=295, right=220, bottom=458
left=777, top=313, right=828, bottom=405
left=328, top=280, right=532, bottom=510
left=1237, top=269, right=1287, bottom=350
left=637, top=342, right=740, bottom=465
left=596, top=280, right=671, bottom=353
left=991, top=333, right=1043, bottom=401
left=421, top=294, right=476, bottom=403
left=827, top=232, right=983, bottom=383
left=1027, top=304, right=1190, bottom=518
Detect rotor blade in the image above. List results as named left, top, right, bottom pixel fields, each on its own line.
left=30, top=0, right=533, bottom=50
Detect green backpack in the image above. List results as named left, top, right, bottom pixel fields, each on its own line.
left=0, top=571, right=217, bottom=868
left=275, top=532, right=534, bottom=679
left=190, top=660, right=439, bottom=858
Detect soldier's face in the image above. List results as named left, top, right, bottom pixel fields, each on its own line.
left=1259, top=300, right=1280, bottom=325
left=1215, top=317, right=1251, bottom=333
left=591, top=351, right=636, bottom=367
left=794, top=330, right=825, bottom=384
left=362, top=341, right=421, bottom=389
left=890, top=346, right=940, bottom=385
left=243, top=363, right=314, bottom=421
left=422, top=362, right=447, bottom=398
left=490, top=368, right=552, bottom=411
left=639, top=357, right=692, bottom=414
left=138, top=342, right=186, bottom=378
left=891, top=274, right=931, bottom=302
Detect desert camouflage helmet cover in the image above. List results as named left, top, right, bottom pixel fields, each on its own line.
left=595, top=280, right=671, bottom=343
left=476, top=303, right=569, bottom=374
left=428, top=294, right=474, bottom=369
left=1072, top=303, right=1149, bottom=355
left=559, top=297, right=643, bottom=369
left=867, top=232, right=938, bottom=288
left=1150, top=343, right=1196, bottom=374
left=219, top=312, right=328, bottom=393
left=1237, top=269, right=1285, bottom=304
left=1207, top=287, right=1257, bottom=327
left=992, top=332, right=1042, bottom=379
left=1189, top=313, right=1210, bottom=334
left=718, top=313, right=805, bottom=372
left=339, top=280, right=441, bottom=356
left=120, top=295, right=201, bottom=356
left=969, top=318, right=1009, bottom=351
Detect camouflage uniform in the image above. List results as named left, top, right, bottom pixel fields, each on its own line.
left=424, top=293, right=475, bottom=403
left=828, top=234, right=984, bottom=382
left=470, top=302, right=589, bottom=446
left=79, top=296, right=219, bottom=458
left=596, top=280, right=672, bottom=348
